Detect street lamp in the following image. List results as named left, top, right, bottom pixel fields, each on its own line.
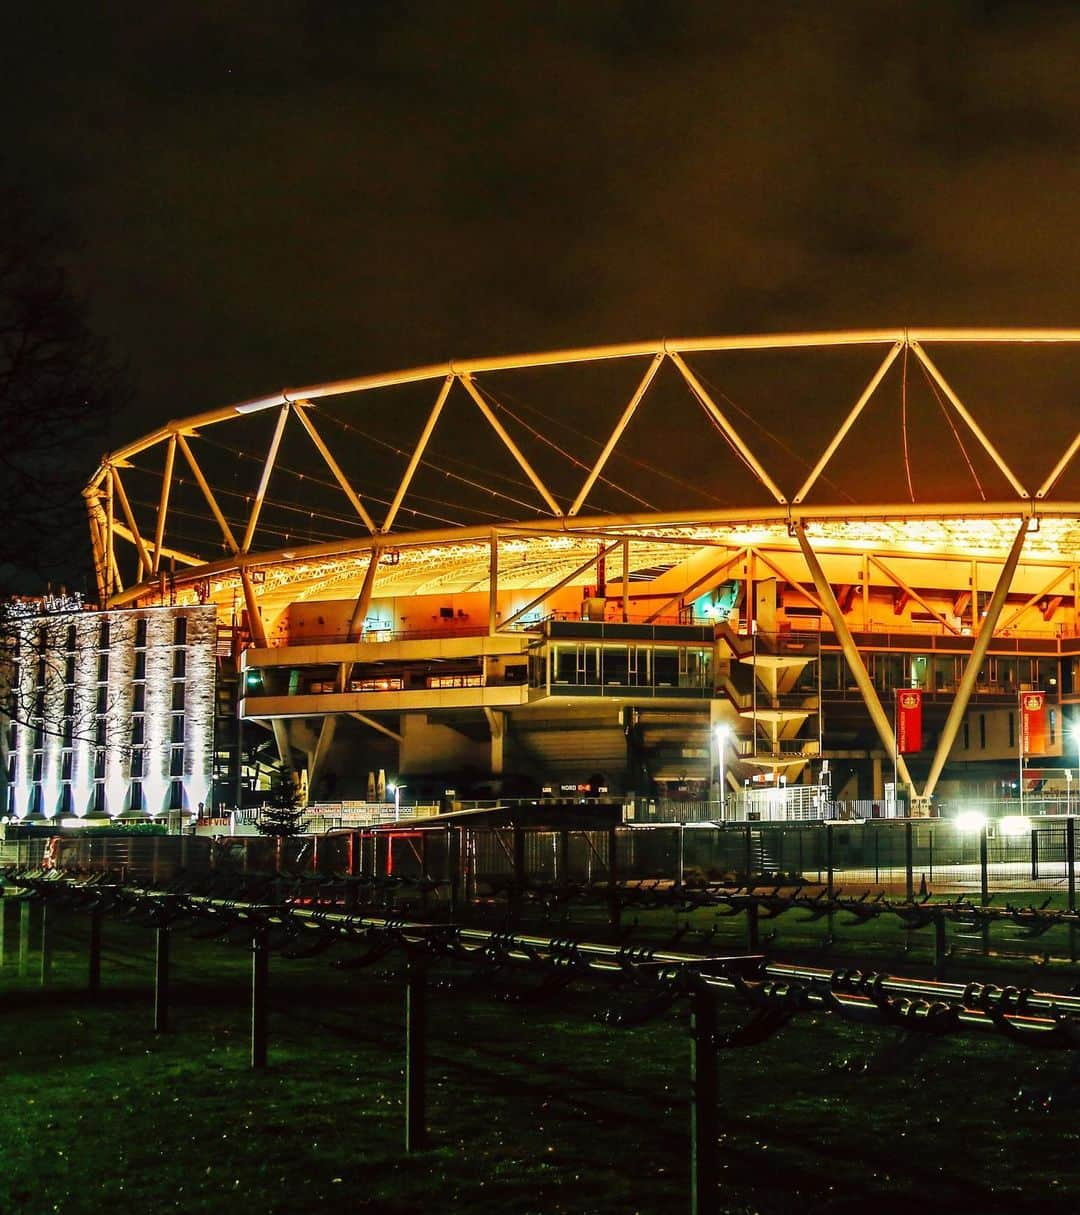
left=713, top=724, right=730, bottom=818
left=389, top=781, right=407, bottom=821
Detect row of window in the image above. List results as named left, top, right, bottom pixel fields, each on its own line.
left=26, top=614, right=191, bottom=659
left=14, top=736, right=190, bottom=779
left=34, top=647, right=189, bottom=689
left=13, top=710, right=188, bottom=752
left=10, top=779, right=186, bottom=816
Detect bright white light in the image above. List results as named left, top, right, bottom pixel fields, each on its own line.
left=955, top=810, right=986, bottom=832
left=999, top=815, right=1030, bottom=837
left=713, top=724, right=730, bottom=742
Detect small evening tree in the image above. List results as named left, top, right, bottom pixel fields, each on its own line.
left=256, top=768, right=306, bottom=837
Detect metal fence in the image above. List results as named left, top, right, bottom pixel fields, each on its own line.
left=368, top=817, right=1078, bottom=902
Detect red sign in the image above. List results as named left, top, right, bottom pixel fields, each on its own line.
left=1021, top=691, right=1047, bottom=755
left=896, top=689, right=923, bottom=753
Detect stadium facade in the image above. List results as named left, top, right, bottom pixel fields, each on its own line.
left=6, top=330, right=1080, bottom=818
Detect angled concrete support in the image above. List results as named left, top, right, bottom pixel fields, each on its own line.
left=240, top=569, right=268, bottom=648
left=794, top=525, right=914, bottom=794
left=271, top=719, right=293, bottom=770
left=348, top=712, right=404, bottom=744
left=348, top=547, right=381, bottom=641
left=922, top=518, right=1029, bottom=802
left=484, top=708, right=506, bottom=776
left=306, top=716, right=338, bottom=804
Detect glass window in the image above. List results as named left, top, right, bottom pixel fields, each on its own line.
left=135, top=618, right=148, bottom=648
left=173, top=650, right=186, bottom=679
left=170, top=747, right=184, bottom=777
left=134, top=651, right=146, bottom=680
left=604, top=646, right=629, bottom=685
left=654, top=648, right=679, bottom=687
left=99, top=621, right=110, bottom=649
left=171, top=684, right=185, bottom=711
left=132, top=716, right=145, bottom=744
left=97, top=653, right=109, bottom=682
left=171, top=714, right=185, bottom=743
left=169, top=779, right=184, bottom=810
left=173, top=616, right=187, bottom=646
left=133, top=685, right=146, bottom=712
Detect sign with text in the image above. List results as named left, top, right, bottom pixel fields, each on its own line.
left=896, top=689, right=923, bottom=753
left=1020, top=690, right=1047, bottom=756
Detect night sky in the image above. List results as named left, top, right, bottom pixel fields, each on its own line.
left=5, top=2, right=1080, bottom=489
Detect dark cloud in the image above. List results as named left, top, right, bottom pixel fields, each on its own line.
left=4, top=0, right=1080, bottom=449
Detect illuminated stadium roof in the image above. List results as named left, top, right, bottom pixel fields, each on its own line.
left=85, top=329, right=1080, bottom=612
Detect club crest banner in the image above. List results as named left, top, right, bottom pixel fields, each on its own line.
left=1020, top=691, right=1047, bottom=755
left=896, top=689, right=923, bottom=753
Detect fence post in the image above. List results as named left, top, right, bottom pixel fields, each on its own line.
left=743, top=825, right=753, bottom=884
left=446, top=825, right=460, bottom=919
left=746, top=900, right=759, bottom=953
left=1030, top=826, right=1039, bottom=883
left=608, top=826, right=621, bottom=930
left=154, top=924, right=170, bottom=1032
left=825, top=825, right=834, bottom=899
left=678, top=822, right=686, bottom=887
left=251, top=924, right=269, bottom=1069
left=40, top=900, right=52, bottom=987
left=558, top=829, right=570, bottom=887
left=979, top=823, right=989, bottom=907
left=689, top=983, right=719, bottom=1215
left=904, top=821, right=914, bottom=902
left=510, top=825, right=525, bottom=929
left=934, top=911, right=947, bottom=981
left=0, top=896, right=6, bottom=968
left=88, top=905, right=103, bottom=996
left=1068, top=818, right=1077, bottom=912
left=19, top=899, right=31, bottom=977
left=1067, top=818, right=1077, bottom=963
left=405, top=951, right=428, bottom=1152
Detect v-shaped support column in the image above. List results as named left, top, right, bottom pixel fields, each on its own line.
left=794, top=525, right=915, bottom=795
left=921, top=518, right=1029, bottom=802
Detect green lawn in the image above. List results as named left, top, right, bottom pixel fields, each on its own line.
left=1, top=907, right=1079, bottom=1214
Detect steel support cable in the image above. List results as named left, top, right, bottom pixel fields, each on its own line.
left=687, top=361, right=857, bottom=505
left=309, top=406, right=553, bottom=517
left=192, top=432, right=523, bottom=525
left=179, top=436, right=496, bottom=527
left=127, top=495, right=356, bottom=553
left=470, top=381, right=657, bottom=512
left=917, top=358, right=987, bottom=501
left=480, top=380, right=732, bottom=509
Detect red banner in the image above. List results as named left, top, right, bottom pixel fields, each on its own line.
left=1020, top=691, right=1047, bottom=756
left=896, top=689, right=923, bottom=753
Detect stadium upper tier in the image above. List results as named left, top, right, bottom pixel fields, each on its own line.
left=85, top=330, right=1080, bottom=618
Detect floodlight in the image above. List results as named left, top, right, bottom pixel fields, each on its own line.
left=954, top=810, right=986, bottom=832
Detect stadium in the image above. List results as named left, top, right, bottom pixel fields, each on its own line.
left=12, top=329, right=1080, bottom=820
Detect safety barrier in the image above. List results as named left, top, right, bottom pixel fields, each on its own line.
left=4, top=871, right=1080, bottom=1215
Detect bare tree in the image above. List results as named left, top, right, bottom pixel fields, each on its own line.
left=0, top=186, right=128, bottom=809
left=0, top=185, right=125, bottom=594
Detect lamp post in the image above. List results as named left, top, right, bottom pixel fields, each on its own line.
left=713, top=725, right=730, bottom=820
left=389, top=781, right=407, bottom=821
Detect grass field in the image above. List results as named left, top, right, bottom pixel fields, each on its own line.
left=2, top=902, right=1079, bottom=1215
